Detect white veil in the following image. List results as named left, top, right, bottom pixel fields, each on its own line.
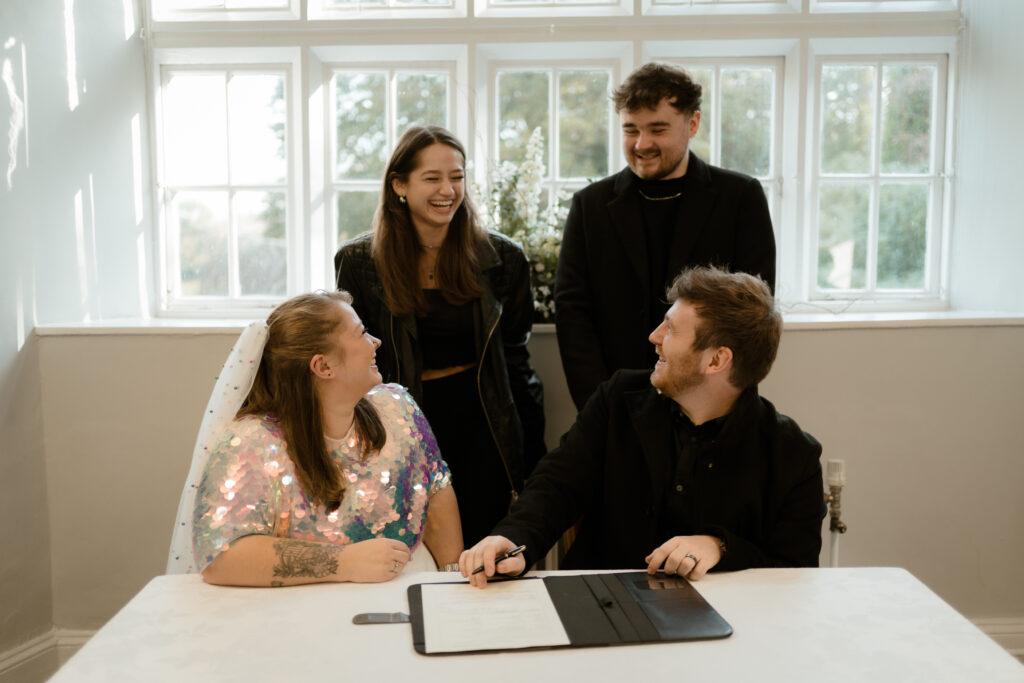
left=166, top=321, right=269, bottom=574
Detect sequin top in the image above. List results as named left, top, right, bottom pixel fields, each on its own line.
left=192, top=383, right=450, bottom=572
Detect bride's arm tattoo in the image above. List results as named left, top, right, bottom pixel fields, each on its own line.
left=272, top=539, right=342, bottom=579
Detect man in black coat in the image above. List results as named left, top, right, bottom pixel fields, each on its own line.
left=555, top=62, right=776, bottom=410
left=460, top=267, right=824, bottom=586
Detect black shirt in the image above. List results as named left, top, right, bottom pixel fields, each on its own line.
left=658, top=401, right=728, bottom=542
left=417, top=290, right=476, bottom=370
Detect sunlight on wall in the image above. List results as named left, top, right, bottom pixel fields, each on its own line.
left=74, top=189, right=89, bottom=312
left=122, top=0, right=138, bottom=41
left=88, top=173, right=100, bottom=318
left=132, top=113, right=143, bottom=225
left=137, top=233, right=151, bottom=318
left=2, top=38, right=25, bottom=190
left=15, top=276, right=25, bottom=351
left=63, top=0, right=79, bottom=112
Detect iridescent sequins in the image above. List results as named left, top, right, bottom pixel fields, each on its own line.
left=192, top=383, right=451, bottom=571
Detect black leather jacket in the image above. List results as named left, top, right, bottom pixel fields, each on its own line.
left=335, top=232, right=546, bottom=495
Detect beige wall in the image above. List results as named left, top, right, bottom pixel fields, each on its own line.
left=35, top=323, right=1024, bottom=631
left=0, top=338, right=51, bottom=652
left=39, top=333, right=229, bottom=629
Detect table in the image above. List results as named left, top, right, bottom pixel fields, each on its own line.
left=51, top=568, right=1023, bottom=682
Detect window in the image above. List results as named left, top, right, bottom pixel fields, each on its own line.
left=146, top=2, right=960, bottom=315
left=153, top=48, right=301, bottom=311
left=806, top=38, right=951, bottom=308
left=660, top=59, right=782, bottom=220
left=331, top=67, right=452, bottom=244
left=151, top=0, right=300, bottom=22
left=492, top=63, right=614, bottom=205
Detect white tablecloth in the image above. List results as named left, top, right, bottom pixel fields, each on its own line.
left=51, top=567, right=1024, bottom=682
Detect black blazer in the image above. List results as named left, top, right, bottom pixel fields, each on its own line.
left=554, top=155, right=776, bottom=409
left=493, top=370, right=824, bottom=572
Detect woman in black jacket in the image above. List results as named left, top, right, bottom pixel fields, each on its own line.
left=335, top=125, right=545, bottom=546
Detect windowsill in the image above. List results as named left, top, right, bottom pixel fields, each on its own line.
left=33, top=310, right=1024, bottom=337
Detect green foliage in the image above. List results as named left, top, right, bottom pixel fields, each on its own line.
left=479, top=128, right=567, bottom=323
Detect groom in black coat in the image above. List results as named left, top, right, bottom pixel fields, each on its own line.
left=555, top=62, right=776, bottom=410
left=460, top=267, right=824, bottom=586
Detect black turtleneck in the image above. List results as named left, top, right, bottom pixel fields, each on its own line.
left=636, top=173, right=688, bottom=332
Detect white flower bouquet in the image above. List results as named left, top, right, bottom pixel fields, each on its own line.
left=479, top=128, right=568, bottom=324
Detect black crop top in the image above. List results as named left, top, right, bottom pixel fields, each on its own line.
left=418, top=290, right=477, bottom=370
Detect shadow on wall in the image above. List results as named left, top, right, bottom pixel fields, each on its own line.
left=0, top=335, right=54, bottom=654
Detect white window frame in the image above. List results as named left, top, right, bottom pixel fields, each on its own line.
left=150, top=0, right=302, bottom=24
left=308, top=0, right=467, bottom=21
left=800, top=36, right=954, bottom=312
left=475, top=42, right=631, bottom=205
left=642, top=0, right=799, bottom=17
left=647, top=39, right=800, bottom=302
left=144, top=1, right=962, bottom=316
left=809, top=0, right=959, bottom=14
left=308, top=44, right=468, bottom=285
left=152, top=47, right=304, bottom=315
left=474, top=0, right=630, bottom=20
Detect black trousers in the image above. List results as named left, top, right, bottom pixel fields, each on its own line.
left=421, top=368, right=511, bottom=547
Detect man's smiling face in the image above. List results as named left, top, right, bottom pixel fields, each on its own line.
left=620, top=97, right=700, bottom=181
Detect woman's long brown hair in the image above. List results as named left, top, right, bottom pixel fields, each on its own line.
left=237, top=291, right=386, bottom=512
left=372, top=125, right=488, bottom=316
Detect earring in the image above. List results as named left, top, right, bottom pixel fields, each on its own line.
left=398, top=196, right=406, bottom=204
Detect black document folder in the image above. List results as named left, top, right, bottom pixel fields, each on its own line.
left=407, top=571, right=732, bottom=655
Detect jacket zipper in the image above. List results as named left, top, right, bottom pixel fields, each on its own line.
left=477, top=310, right=518, bottom=503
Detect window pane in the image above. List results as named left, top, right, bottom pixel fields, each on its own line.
left=236, top=191, right=287, bottom=296
left=335, top=72, right=387, bottom=181
left=687, top=67, right=713, bottom=162
left=159, top=0, right=288, bottom=8
left=326, top=0, right=450, bottom=5
left=558, top=70, right=610, bottom=180
left=821, top=64, right=874, bottom=174
left=878, top=183, right=927, bottom=289
left=164, top=73, right=227, bottom=186
left=228, top=73, right=286, bottom=185
left=721, top=67, right=772, bottom=178
left=498, top=70, right=549, bottom=164
left=817, top=182, right=869, bottom=289
left=175, top=191, right=229, bottom=296
left=336, top=190, right=380, bottom=247
left=396, top=72, right=448, bottom=135
left=881, top=64, right=934, bottom=174
left=161, top=0, right=223, bottom=8
left=225, top=0, right=287, bottom=6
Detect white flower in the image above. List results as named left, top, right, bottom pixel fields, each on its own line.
left=482, top=127, right=563, bottom=321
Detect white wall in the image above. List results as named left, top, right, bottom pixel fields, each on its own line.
left=950, top=1, right=1024, bottom=311
left=3, top=0, right=1024, bottom=677
left=0, top=0, right=151, bottom=668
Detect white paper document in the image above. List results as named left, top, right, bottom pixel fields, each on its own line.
left=419, top=579, right=571, bottom=653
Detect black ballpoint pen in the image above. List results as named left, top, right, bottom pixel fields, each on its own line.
left=471, top=544, right=526, bottom=575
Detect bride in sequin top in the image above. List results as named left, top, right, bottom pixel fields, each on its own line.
left=192, top=290, right=463, bottom=586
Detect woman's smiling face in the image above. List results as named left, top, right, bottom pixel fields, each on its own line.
left=322, top=301, right=382, bottom=397
left=391, top=142, right=465, bottom=235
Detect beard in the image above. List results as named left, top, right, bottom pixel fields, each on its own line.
left=650, top=355, right=705, bottom=398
